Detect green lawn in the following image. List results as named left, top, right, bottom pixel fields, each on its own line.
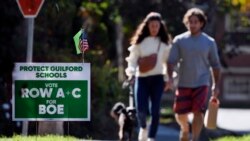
left=1, top=134, right=250, bottom=141
left=213, top=135, right=250, bottom=141
left=0, top=135, right=83, bottom=141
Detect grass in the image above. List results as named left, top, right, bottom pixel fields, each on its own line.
left=213, top=135, right=250, bottom=141
left=159, top=107, right=175, bottom=124
left=1, top=134, right=250, bottom=141
left=0, top=135, right=83, bottom=141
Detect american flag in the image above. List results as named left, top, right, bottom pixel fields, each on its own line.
left=79, top=30, right=89, bottom=52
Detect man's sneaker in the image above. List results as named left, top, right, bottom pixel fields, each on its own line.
left=138, top=128, right=147, bottom=141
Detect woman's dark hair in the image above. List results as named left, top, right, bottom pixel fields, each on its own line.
left=183, top=8, right=207, bottom=30
left=130, top=12, right=171, bottom=45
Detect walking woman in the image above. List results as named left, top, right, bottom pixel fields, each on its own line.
left=125, top=12, right=171, bottom=141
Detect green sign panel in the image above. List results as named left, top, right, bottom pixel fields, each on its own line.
left=12, top=63, right=90, bottom=121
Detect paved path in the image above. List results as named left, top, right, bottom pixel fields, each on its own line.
left=82, top=108, right=250, bottom=141
left=155, top=108, right=250, bottom=141
left=156, top=124, right=179, bottom=141
left=217, top=108, right=250, bottom=132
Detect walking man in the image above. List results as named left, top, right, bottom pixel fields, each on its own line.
left=165, top=8, right=221, bottom=141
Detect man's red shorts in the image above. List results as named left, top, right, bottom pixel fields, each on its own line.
left=173, top=86, right=208, bottom=114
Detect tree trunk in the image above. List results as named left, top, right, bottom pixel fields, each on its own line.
left=115, top=18, right=125, bottom=82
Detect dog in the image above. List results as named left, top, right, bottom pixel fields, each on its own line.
left=110, top=102, right=136, bottom=141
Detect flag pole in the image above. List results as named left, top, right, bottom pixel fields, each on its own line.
left=82, top=51, right=84, bottom=63
left=81, top=24, right=88, bottom=63
left=81, top=26, right=85, bottom=63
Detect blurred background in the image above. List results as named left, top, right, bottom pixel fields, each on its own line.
left=1, top=0, right=250, bottom=140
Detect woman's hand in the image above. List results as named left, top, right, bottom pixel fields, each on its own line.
left=128, top=75, right=135, bottom=85
left=164, top=78, right=174, bottom=92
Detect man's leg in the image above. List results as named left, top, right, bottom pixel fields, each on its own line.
left=191, top=86, right=208, bottom=141
left=175, top=113, right=189, bottom=141
left=173, top=87, right=193, bottom=141
left=192, top=112, right=204, bottom=141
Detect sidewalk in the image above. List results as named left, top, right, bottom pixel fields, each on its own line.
left=155, top=108, right=250, bottom=141
left=156, top=124, right=179, bottom=141
left=217, top=108, right=250, bottom=132
left=82, top=108, right=250, bottom=141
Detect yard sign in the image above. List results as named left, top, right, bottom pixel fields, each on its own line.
left=12, top=63, right=90, bottom=121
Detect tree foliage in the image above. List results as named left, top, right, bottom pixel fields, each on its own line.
left=2, top=0, right=243, bottom=139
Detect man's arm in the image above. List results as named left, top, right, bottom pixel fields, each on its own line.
left=165, top=36, right=180, bottom=91
left=208, top=39, right=221, bottom=98
left=167, top=63, right=175, bottom=81
left=164, top=63, right=175, bottom=91
left=211, top=68, right=221, bottom=98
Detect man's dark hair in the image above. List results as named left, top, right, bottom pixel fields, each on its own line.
left=183, top=8, right=207, bottom=30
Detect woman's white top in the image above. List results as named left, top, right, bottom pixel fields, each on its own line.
left=125, top=37, right=171, bottom=80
